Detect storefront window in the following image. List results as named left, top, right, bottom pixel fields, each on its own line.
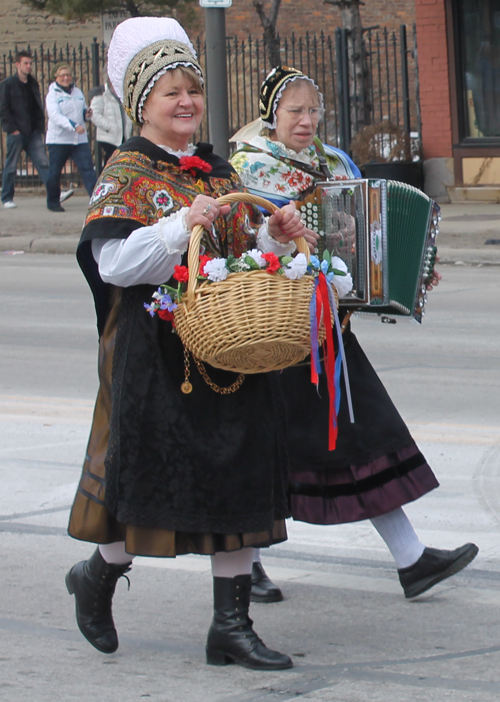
left=460, top=0, right=500, bottom=138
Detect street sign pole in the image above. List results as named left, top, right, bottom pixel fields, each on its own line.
left=201, top=1, right=232, bottom=160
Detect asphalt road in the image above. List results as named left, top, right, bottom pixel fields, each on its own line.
left=0, top=255, right=499, bottom=702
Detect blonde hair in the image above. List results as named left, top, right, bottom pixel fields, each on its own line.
left=169, top=65, right=204, bottom=94
left=52, top=62, right=72, bottom=80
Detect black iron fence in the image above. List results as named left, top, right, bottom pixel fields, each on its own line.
left=220, top=25, right=421, bottom=154
left=0, top=25, right=420, bottom=191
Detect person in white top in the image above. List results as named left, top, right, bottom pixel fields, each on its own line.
left=45, top=63, right=97, bottom=211
left=90, top=81, right=133, bottom=167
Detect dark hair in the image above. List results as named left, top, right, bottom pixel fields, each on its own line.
left=15, top=50, right=33, bottom=63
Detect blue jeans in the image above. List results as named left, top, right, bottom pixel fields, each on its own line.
left=46, top=143, right=97, bottom=208
left=1, top=131, right=49, bottom=204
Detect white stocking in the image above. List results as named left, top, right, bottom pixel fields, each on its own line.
left=211, top=547, right=255, bottom=577
left=371, top=508, right=426, bottom=569
left=99, top=541, right=134, bottom=565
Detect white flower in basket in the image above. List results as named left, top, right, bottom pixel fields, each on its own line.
left=145, top=193, right=353, bottom=375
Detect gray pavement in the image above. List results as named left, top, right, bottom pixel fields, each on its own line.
left=0, top=201, right=499, bottom=701
left=0, top=256, right=499, bottom=701
left=1, top=191, right=500, bottom=264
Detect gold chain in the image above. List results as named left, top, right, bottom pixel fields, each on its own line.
left=181, top=346, right=193, bottom=394
left=181, top=346, right=245, bottom=394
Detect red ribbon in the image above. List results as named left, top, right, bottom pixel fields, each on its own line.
left=316, top=272, right=338, bottom=450
left=310, top=281, right=322, bottom=387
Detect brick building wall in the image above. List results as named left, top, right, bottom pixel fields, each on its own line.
left=202, top=1, right=417, bottom=39
left=414, top=0, right=452, bottom=159
left=1, top=0, right=417, bottom=54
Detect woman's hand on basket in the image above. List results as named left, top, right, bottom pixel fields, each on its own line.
left=268, top=202, right=319, bottom=252
left=184, top=195, right=231, bottom=231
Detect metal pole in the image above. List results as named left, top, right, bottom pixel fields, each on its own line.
left=204, top=8, right=230, bottom=160
left=91, top=37, right=102, bottom=173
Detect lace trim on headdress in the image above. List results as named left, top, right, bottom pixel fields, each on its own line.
left=261, top=75, right=324, bottom=130
left=137, top=62, right=204, bottom=123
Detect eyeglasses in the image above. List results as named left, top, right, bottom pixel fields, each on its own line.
left=279, top=106, right=324, bottom=119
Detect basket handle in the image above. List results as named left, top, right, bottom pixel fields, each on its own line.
left=187, top=192, right=310, bottom=303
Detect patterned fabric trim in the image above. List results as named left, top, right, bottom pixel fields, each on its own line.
left=230, top=137, right=358, bottom=201
left=85, top=148, right=256, bottom=259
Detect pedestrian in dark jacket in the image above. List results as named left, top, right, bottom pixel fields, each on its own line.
left=0, top=50, right=49, bottom=209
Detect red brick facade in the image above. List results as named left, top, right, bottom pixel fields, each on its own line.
left=190, top=1, right=416, bottom=39
left=414, top=0, right=452, bottom=158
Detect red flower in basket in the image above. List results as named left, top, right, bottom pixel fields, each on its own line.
left=158, top=308, right=175, bottom=323
left=179, top=156, right=212, bottom=177
left=199, top=253, right=213, bottom=277
left=173, top=265, right=189, bottom=283
left=262, top=252, right=281, bottom=274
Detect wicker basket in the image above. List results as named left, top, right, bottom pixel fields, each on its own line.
left=173, top=192, right=330, bottom=374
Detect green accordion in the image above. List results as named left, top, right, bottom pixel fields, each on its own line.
left=298, top=179, right=440, bottom=323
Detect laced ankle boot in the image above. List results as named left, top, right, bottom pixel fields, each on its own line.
left=206, top=574, right=293, bottom=670
left=65, top=548, right=131, bottom=653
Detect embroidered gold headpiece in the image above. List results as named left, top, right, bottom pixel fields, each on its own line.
left=107, top=17, right=202, bottom=125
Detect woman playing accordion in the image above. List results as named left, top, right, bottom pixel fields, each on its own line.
left=230, top=66, right=478, bottom=603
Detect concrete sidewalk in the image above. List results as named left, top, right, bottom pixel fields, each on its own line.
left=1, top=192, right=500, bottom=264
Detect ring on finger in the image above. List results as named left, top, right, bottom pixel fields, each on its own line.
left=294, top=210, right=301, bottom=218
left=203, top=204, right=212, bottom=216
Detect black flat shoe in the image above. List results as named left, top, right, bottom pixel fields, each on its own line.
left=48, top=205, right=65, bottom=212
left=250, top=562, right=283, bottom=603
left=398, top=543, right=479, bottom=598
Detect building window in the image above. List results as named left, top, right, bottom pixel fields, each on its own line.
left=459, top=0, right=500, bottom=138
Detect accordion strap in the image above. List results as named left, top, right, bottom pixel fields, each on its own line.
left=312, top=137, right=335, bottom=181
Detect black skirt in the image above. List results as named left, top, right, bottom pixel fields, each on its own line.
left=68, top=285, right=290, bottom=556
left=283, top=326, right=439, bottom=524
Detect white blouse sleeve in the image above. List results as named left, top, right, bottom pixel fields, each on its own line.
left=257, top=222, right=297, bottom=256
left=92, top=208, right=190, bottom=287
left=92, top=208, right=298, bottom=287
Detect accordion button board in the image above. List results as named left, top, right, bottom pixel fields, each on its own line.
left=298, top=179, right=440, bottom=323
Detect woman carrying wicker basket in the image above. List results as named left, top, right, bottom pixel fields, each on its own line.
left=230, top=66, right=477, bottom=603
left=65, top=22, right=318, bottom=672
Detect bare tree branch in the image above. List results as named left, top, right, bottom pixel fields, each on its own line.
left=252, top=0, right=282, bottom=67
left=325, top=0, right=371, bottom=128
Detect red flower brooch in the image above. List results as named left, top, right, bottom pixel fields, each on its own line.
left=179, top=156, right=212, bottom=177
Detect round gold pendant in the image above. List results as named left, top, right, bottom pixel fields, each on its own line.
left=181, top=381, right=193, bottom=394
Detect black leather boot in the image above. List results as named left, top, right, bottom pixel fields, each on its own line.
left=250, top=562, right=284, bottom=603
left=398, top=543, right=478, bottom=598
left=65, top=548, right=131, bottom=653
left=206, top=574, right=293, bottom=670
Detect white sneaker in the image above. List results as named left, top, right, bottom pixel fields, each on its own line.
left=3, top=201, right=17, bottom=209
left=60, top=188, right=75, bottom=203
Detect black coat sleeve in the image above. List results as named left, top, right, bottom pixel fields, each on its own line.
left=0, top=79, right=17, bottom=133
